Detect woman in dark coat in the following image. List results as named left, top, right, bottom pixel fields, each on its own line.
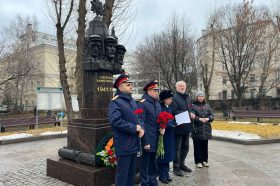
left=191, top=91, right=214, bottom=168
left=157, top=90, right=176, bottom=184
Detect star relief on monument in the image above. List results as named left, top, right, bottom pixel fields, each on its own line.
left=91, top=0, right=104, bottom=17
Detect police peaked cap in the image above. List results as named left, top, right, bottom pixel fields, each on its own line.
left=143, top=80, right=159, bottom=92
left=113, top=74, right=131, bottom=88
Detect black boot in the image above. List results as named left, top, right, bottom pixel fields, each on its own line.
left=173, top=167, right=184, bottom=177
left=180, top=164, right=192, bottom=173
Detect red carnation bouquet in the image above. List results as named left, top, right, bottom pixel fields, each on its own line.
left=156, top=111, right=174, bottom=158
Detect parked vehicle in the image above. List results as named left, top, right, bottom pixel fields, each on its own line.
left=0, top=105, right=8, bottom=113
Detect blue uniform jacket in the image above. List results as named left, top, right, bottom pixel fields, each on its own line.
left=157, top=104, right=176, bottom=163
left=138, top=93, right=161, bottom=152
left=108, top=92, right=140, bottom=156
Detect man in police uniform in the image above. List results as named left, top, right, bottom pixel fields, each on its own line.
left=108, top=74, right=145, bottom=186
left=138, top=80, right=162, bottom=186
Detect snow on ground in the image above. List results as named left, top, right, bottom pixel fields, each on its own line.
left=227, top=121, right=270, bottom=125
left=0, top=133, right=32, bottom=140
left=228, top=121, right=252, bottom=124
left=213, top=130, right=261, bottom=140
left=0, top=130, right=262, bottom=141
left=40, top=130, right=67, bottom=136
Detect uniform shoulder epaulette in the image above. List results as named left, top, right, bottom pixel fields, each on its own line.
left=139, top=99, right=146, bottom=103
left=111, top=95, right=119, bottom=100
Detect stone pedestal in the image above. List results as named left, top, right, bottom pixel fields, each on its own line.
left=46, top=71, right=115, bottom=185
left=67, top=119, right=111, bottom=154
left=47, top=158, right=115, bottom=186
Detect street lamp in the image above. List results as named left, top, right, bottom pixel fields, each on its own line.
left=158, top=68, right=161, bottom=91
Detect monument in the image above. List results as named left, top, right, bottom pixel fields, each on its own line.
left=46, top=0, right=126, bottom=185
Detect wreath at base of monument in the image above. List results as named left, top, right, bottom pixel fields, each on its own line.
left=95, top=132, right=117, bottom=167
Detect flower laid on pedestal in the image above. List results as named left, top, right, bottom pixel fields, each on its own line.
left=156, top=111, right=174, bottom=158
left=96, top=137, right=117, bottom=167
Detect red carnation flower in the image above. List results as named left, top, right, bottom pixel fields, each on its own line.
left=107, top=149, right=113, bottom=156
left=134, top=109, right=144, bottom=115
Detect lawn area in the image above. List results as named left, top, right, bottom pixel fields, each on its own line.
left=212, top=121, right=280, bottom=139
left=1, top=118, right=280, bottom=140
left=0, top=126, right=67, bottom=136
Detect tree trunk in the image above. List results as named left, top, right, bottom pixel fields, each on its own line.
left=56, top=26, right=74, bottom=122
left=204, top=86, right=209, bottom=101
left=236, top=92, right=243, bottom=108
left=14, top=77, right=20, bottom=110
left=103, top=0, right=115, bottom=28
left=75, top=0, right=87, bottom=117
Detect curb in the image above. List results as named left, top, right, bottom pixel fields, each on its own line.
left=212, top=136, right=280, bottom=145
left=0, top=133, right=67, bottom=145
left=0, top=134, right=279, bottom=146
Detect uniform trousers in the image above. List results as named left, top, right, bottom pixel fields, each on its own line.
left=116, top=153, right=137, bottom=186
left=141, top=151, right=158, bottom=186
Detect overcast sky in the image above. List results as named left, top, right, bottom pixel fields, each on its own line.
left=0, top=0, right=276, bottom=52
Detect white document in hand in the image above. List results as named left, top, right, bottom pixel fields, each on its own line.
left=175, top=111, right=191, bottom=125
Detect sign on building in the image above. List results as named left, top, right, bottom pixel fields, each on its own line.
left=37, top=87, right=64, bottom=110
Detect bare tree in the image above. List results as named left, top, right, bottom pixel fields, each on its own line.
left=135, top=14, right=197, bottom=92
left=0, top=30, right=5, bottom=59
left=197, top=22, right=217, bottom=101
left=255, top=19, right=280, bottom=108
left=212, top=0, right=269, bottom=107
left=0, top=16, right=39, bottom=110
left=75, top=0, right=87, bottom=116
left=52, top=0, right=75, bottom=120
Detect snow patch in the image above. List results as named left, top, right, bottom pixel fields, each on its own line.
left=40, top=130, right=67, bottom=136
left=0, top=133, right=32, bottom=140
left=213, top=130, right=261, bottom=140
left=228, top=121, right=252, bottom=124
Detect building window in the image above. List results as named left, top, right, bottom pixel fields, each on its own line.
left=222, top=63, right=226, bottom=71
left=223, top=77, right=227, bottom=85
left=231, top=90, right=235, bottom=99
left=250, top=74, right=255, bottom=82
left=260, top=73, right=266, bottom=81
left=261, top=88, right=266, bottom=96
left=260, top=41, right=265, bottom=51
left=223, top=90, right=227, bottom=100
left=251, top=61, right=256, bottom=68
left=250, top=89, right=256, bottom=98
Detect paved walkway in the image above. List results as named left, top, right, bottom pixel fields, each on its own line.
left=0, top=138, right=279, bottom=186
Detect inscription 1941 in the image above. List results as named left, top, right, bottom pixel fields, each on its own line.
left=97, top=75, right=113, bottom=92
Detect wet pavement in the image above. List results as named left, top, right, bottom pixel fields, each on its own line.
left=0, top=138, right=279, bottom=186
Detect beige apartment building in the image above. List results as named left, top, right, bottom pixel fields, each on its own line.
left=197, top=23, right=280, bottom=101
left=0, top=27, right=76, bottom=109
